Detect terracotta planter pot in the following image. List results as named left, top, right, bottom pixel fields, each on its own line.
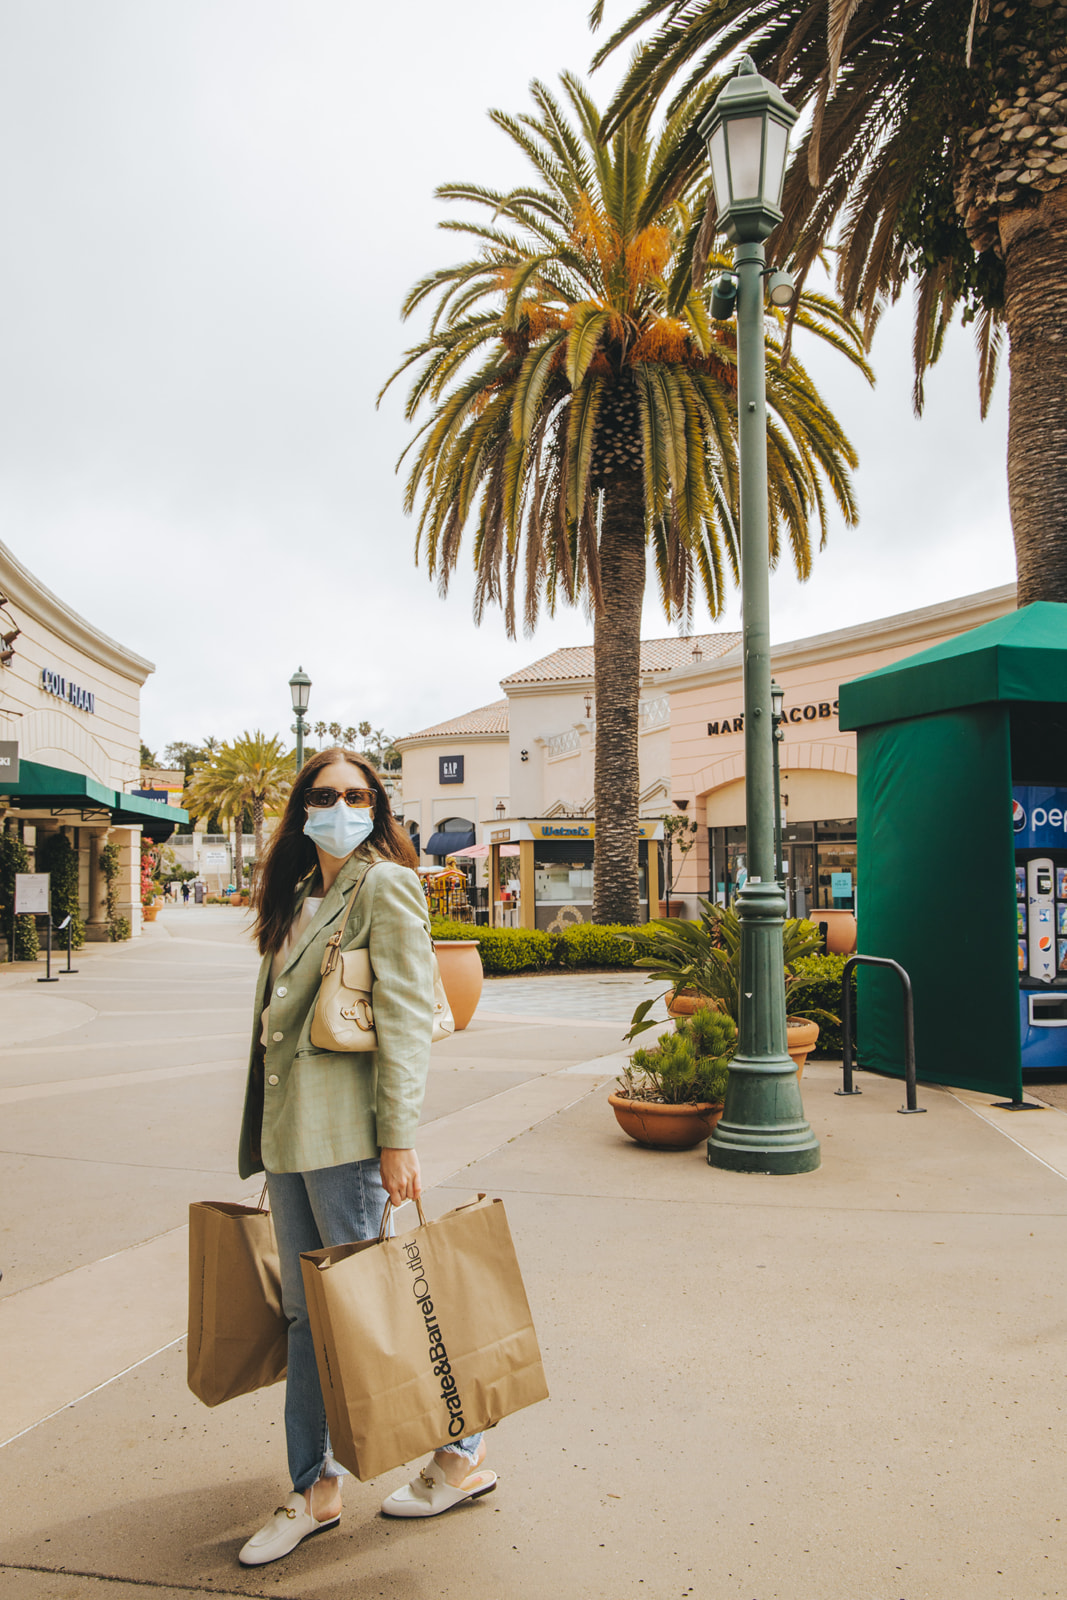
left=608, top=1093, right=724, bottom=1150
left=786, top=1017, right=820, bottom=1078
left=433, top=939, right=484, bottom=1031
left=666, top=988, right=709, bottom=1020
left=812, top=909, right=857, bottom=954
left=142, top=903, right=160, bottom=923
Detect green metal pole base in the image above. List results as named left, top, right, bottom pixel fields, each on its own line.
left=706, top=1080, right=822, bottom=1173
left=707, top=878, right=821, bottom=1174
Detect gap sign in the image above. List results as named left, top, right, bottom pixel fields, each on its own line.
left=439, top=755, right=464, bottom=785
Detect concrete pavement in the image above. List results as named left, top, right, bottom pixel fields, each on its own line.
left=1, top=906, right=1066, bottom=1598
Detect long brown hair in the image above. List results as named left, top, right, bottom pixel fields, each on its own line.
left=252, top=747, right=417, bottom=955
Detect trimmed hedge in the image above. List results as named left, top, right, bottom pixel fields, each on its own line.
left=553, top=922, right=655, bottom=969
left=792, top=952, right=856, bottom=1058
left=431, top=920, right=555, bottom=974
left=430, top=919, right=655, bottom=976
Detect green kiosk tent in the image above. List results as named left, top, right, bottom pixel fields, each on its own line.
left=837, top=602, right=1067, bottom=1101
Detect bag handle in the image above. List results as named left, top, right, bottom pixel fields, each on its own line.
left=378, top=1196, right=428, bottom=1242
left=320, top=861, right=379, bottom=977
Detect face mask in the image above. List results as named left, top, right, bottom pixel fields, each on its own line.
left=303, top=799, right=375, bottom=859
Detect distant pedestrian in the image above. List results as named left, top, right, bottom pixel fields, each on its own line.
left=181, top=881, right=190, bottom=904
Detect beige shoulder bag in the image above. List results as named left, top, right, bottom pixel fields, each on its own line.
left=310, top=864, right=455, bottom=1052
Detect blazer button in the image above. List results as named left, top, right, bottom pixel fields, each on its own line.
left=272, top=1031, right=284, bottom=1042
left=276, top=985, right=287, bottom=997
left=267, top=1074, right=279, bottom=1086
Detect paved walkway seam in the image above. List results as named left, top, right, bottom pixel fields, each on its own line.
left=0, top=1561, right=279, bottom=1596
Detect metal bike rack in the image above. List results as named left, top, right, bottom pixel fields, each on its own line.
left=837, top=954, right=926, bottom=1114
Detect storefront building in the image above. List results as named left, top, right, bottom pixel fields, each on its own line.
left=399, top=588, right=1016, bottom=928
left=399, top=637, right=735, bottom=926
left=0, top=539, right=185, bottom=940
left=667, top=586, right=1015, bottom=916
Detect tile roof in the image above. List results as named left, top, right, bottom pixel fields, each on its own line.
left=500, top=632, right=742, bottom=685
left=401, top=699, right=510, bottom=742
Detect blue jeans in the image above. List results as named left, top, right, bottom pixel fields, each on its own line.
left=266, top=1158, right=484, bottom=1493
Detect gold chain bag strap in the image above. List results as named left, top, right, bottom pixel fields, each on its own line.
left=310, top=864, right=455, bottom=1052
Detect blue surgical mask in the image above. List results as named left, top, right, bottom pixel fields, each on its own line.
left=303, top=800, right=375, bottom=859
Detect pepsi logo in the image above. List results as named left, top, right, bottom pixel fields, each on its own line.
left=1013, top=799, right=1027, bottom=833
left=1039, top=934, right=1053, bottom=952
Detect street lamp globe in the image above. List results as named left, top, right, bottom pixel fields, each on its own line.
left=289, top=666, right=311, bottom=716
left=698, top=56, right=799, bottom=244
left=770, top=679, right=785, bottom=723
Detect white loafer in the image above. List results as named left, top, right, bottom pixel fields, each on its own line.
left=381, top=1458, right=497, bottom=1519
left=238, top=1491, right=340, bottom=1566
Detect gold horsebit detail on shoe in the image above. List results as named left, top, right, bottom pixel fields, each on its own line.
left=276, top=1506, right=297, bottom=1519
left=419, top=1469, right=437, bottom=1490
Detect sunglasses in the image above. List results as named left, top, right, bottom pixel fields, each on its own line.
left=305, top=786, right=376, bottom=809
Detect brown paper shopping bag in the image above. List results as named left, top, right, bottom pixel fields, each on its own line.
left=300, top=1195, right=548, bottom=1480
left=187, top=1198, right=288, bottom=1407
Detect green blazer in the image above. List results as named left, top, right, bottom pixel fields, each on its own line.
left=237, top=847, right=434, bottom=1179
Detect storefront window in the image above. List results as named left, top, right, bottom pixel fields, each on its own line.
left=710, top=818, right=856, bottom=914
left=815, top=821, right=857, bottom=909
left=532, top=840, right=647, bottom=929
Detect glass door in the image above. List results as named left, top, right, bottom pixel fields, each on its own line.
left=785, top=843, right=815, bottom=919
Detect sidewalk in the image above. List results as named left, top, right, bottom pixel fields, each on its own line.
left=1, top=913, right=1065, bottom=1598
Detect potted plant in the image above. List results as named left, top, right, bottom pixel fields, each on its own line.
left=609, top=1006, right=736, bottom=1149
left=140, top=843, right=163, bottom=922
left=620, top=901, right=837, bottom=1076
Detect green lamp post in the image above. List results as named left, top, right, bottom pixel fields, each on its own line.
left=771, top=678, right=786, bottom=887
left=289, top=666, right=312, bottom=773
left=699, top=58, right=820, bottom=1173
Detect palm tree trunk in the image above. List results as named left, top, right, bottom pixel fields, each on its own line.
left=1001, top=187, right=1067, bottom=605
left=593, top=473, right=646, bottom=925
left=252, top=796, right=265, bottom=891
left=232, top=821, right=244, bottom=894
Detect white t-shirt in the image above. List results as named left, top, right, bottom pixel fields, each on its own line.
left=260, top=896, right=323, bottom=1046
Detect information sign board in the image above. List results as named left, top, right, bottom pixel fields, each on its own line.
left=14, top=873, right=50, bottom=914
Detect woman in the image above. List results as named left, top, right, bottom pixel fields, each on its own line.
left=236, top=747, right=495, bottom=1568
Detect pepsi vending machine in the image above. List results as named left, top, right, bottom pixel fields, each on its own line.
left=1013, top=784, right=1067, bottom=1069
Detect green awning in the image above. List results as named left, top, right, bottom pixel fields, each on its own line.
left=112, top=791, right=189, bottom=828
left=0, top=758, right=188, bottom=832
left=839, top=602, right=1067, bottom=732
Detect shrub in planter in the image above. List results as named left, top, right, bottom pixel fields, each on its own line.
left=618, top=1006, right=736, bottom=1106
left=791, top=953, right=857, bottom=1057
left=611, top=1006, right=737, bottom=1150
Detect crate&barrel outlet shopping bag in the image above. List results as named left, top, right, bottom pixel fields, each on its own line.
left=187, top=1197, right=288, bottom=1408
left=300, top=1194, right=548, bottom=1479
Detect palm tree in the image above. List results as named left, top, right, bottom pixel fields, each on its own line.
left=343, top=726, right=358, bottom=746
left=383, top=73, right=868, bottom=923
left=184, top=732, right=294, bottom=888
left=313, top=721, right=328, bottom=741
left=592, top=0, right=1067, bottom=604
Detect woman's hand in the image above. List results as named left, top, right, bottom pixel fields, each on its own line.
left=380, top=1147, right=422, bottom=1207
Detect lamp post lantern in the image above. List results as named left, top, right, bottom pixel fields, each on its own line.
left=289, top=666, right=312, bottom=774
left=699, top=58, right=819, bottom=1173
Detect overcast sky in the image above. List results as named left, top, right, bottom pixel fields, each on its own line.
left=0, top=1, right=1014, bottom=758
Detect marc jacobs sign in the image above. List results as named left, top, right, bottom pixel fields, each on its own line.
left=41, top=668, right=96, bottom=714
left=707, top=698, right=839, bottom=736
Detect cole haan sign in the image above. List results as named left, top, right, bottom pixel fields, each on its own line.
left=707, top=698, right=839, bottom=737
left=41, top=668, right=96, bottom=714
